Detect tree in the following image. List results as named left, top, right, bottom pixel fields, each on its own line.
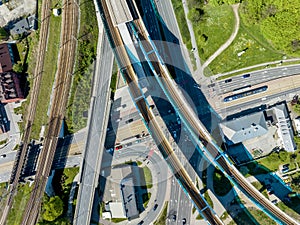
left=0, top=27, right=8, bottom=40
left=13, top=61, right=23, bottom=74
left=42, top=196, right=64, bottom=222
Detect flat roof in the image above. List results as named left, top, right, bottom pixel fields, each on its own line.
left=106, top=0, right=133, bottom=26
left=121, top=178, right=139, bottom=220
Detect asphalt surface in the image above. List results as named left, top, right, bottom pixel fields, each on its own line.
left=111, top=144, right=169, bottom=225
left=216, top=64, right=300, bottom=94
left=74, top=20, right=114, bottom=225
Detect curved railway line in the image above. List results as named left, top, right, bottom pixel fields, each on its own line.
left=131, top=9, right=298, bottom=225
left=19, top=0, right=78, bottom=224
left=99, top=1, right=223, bottom=224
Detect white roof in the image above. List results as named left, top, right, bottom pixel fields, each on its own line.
left=106, top=0, right=133, bottom=26
left=295, top=117, right=300, bottom=133
left=109, top=202, right=126, bottom=218
left=220, top=112, right=268, bottom=144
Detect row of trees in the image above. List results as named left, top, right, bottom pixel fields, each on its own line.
left=240, top=0, right=300, bottom=55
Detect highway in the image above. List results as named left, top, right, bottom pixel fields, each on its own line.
left=129, top=4, right=299, bottom=224
left=216, top=64, right=300, bottom=94
left=73, top=17, right=114, bottom=225
left=218, top=86, right=300, bottom=116
left=99, top=1, right=223, bottom=224
left=20, top=0, right=79, bottom=223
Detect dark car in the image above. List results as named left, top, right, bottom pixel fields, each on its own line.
left=153, top=204, right=158, bottom=210
left=225, top=78, right=232, bottom=83
left=125, top=118, right=134, bottom=124
left=137, top=221, right=144, bottom=225
left=242, top=73, right=250, bottom=78
left=182, top=218, right=186, bottom=224
left=172, top=215, right=176, bottom=222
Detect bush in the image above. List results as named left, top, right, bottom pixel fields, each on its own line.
left=42, top=196, right=64, bottom=222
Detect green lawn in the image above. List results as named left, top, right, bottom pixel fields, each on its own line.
left=207, top=18, right=284, bottom=75
left=228, top=208, right=276, bottom=225
left=39, top=167, right=79, bottom=224
left=141, top=166, right=153, bottom=189
left=193, top=4, right=235, bottom=62
left=258, top=150, right=300, bottom=172
left=31, top=0, right=63, bottom=139
left=111, top=218, right=127, bottom=223
left=204, top=190, right=213, bottom=208
left=154, top=201, right=168, bottom=225
left=65, top=0, right=98, bottom=133
left=213, top=168, right=232, bottom=196
left=142, top=192, right=152, bottom=208
left=170, top=0, right=192, bottom=49
left=7, top=184, right=33, bottom=225
left=277, top=198, right=300, bottom=222
left=251, top=181, right=269, bottom=199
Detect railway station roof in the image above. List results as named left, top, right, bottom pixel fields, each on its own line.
left=106, top=0, right=133, bottom=26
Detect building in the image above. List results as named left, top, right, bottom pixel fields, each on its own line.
left=105, top=164, right=140, bottom=220
left=0, top=43, right=14, bottom=73
left=220, top=112, right=268, bottom=145
left=0, top=72, right=24, bottom=103
left=10, top=15, right=36, bottom=35
left=294, top=117, right=300, bottom=135
left=220, top=102, right=296, bottom=153
left=265, top=103, right=296, bottom=152
left=120, top=177, right=139, bottom=220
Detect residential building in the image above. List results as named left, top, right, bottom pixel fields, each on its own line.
left=10, top=15, right=36, bottom=35
left=0, top=43, right=14, bottom=73
left=0, top=72, right=24, bottom=103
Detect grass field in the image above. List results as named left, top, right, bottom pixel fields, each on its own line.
left=207, top=13, right=284, bottom=76
left=228, top=208, right=276, bottom=225
left=154, top=201, right=168, bottom=225
left=170, top=0, right=192, bottom=49
left=30, top=0, right=63, bottom=139
left=258, top=150, right=300, bottom=172
left=141, top=166, right=153, bottom=189
left=66, top=0, right=98, bottom=133
left=213, top=168, right=232, bottom=196
left=251, top=181, right=269, bottom=199
left=7, top=184, right=33, bottom=225
left=193, top=4, right=235, bottom=62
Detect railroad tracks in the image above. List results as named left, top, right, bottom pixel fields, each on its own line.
left=131, top=7, right=298, bottom=225
left=99, top=1, right=223, bottom=224
left=19, top=0, right=78, bottom=224
left=0, top=0, right=52, bottom=223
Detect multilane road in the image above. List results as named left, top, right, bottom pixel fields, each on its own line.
left=99, top=1, right=223, bottom=224
left=132, top=13, right=299, bottom=225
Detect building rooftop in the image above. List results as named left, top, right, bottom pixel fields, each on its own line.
left=10, top=15, right=36, bottom=35
left=106, top=0, right=133, bottom=26
left=220, top=112, right=268, bottom=144
left=0, top=72, right=24, bottom=103
left=121, top=177, right=139, bottom=220
left=272, top=103, right=296, bottom=152
left=0, top=43, right=13, bottom=73
left=108, top=202, right=126, bottom=218
left=295, top=117, right=300, bottom=134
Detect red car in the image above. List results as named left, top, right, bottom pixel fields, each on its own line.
left=115, top=145, right=123, bottom=150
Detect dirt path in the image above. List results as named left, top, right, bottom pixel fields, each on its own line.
left=201, top=4, right=240, bottom=71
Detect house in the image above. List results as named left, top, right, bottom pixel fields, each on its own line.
left=0, top=43, right=14, bottom=73
left=10, top=15, right=36, bottom=35
left=0, top=72, right=24, bottom=103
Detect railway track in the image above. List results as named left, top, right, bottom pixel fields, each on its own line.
left=131, top=10, right=299, bottom=225
left=20, top=0, right=78, bottom=224
left=100, top=1, right=223, bottom=224
left=0, top=0, right=52, bottom=223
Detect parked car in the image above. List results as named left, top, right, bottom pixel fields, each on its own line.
left=0, top=154, right=6, bottom=158
left=115, top=145, right=123, bottom=150
left=153, top=204, right=158, bottom=210
left=172, top=215, right=176, bottom=222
